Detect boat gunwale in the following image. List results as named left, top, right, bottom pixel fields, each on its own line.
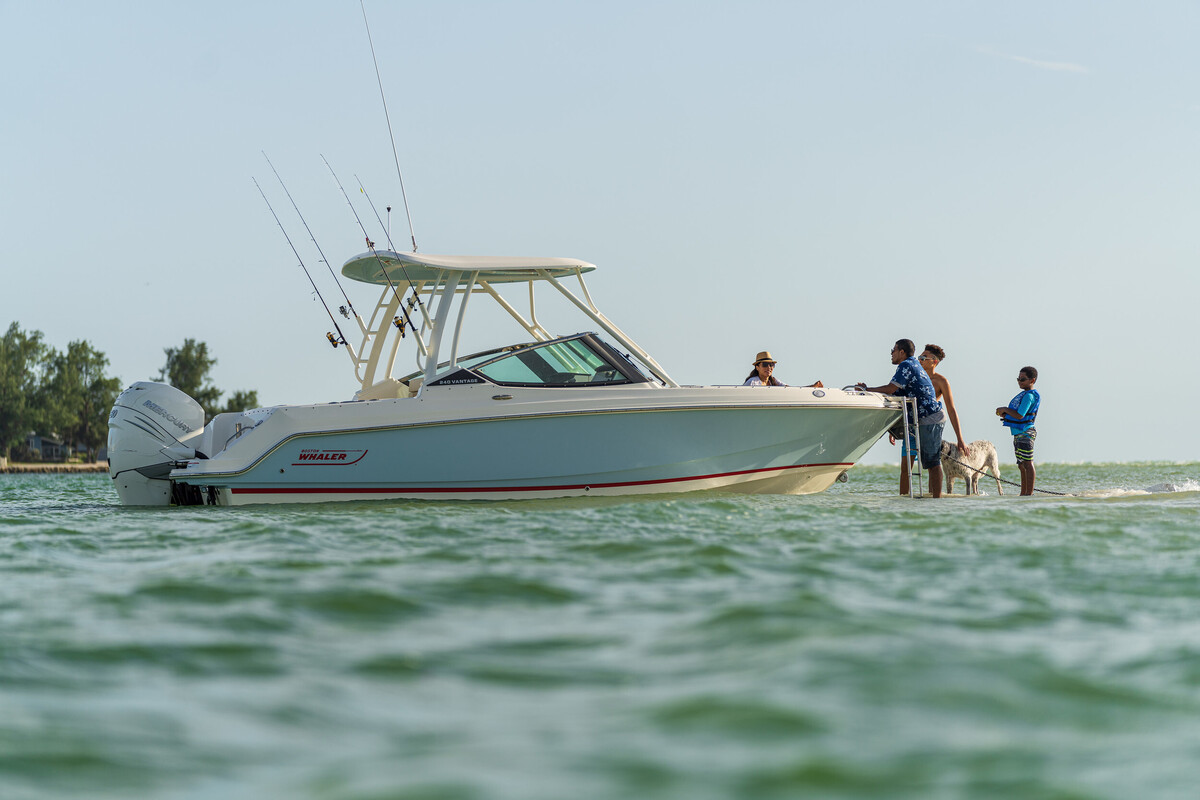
left=175, top=400, right=900, bottom=481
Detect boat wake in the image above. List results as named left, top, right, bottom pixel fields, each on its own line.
left=1145, top=479, right=1200, bottom=493
left=1074, top=478, right=1200, bottom=499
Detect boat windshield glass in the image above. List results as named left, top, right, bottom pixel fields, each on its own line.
left=474, top=335, right=643, bottom=387
left=398, top=345, right=531, bottom=384
left=399, top=334, right=650, bottom=387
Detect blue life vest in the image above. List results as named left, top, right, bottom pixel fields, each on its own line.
left=1001, top=389, right=1040, bottom=430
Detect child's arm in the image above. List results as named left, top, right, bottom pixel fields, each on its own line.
left=996, top=393, right=1036, bottom=420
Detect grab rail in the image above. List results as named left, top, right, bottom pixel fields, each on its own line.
left=902, top=396, right=922, bottom=498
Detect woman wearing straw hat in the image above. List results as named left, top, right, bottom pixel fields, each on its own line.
left=743, top=351, right=823, bottom=388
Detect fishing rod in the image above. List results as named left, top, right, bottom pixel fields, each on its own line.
left=357, top=173, right=431, bottom=332
left=360, top=0, right=418, bottom=253
left=322, top=154, right=379, bottom=251
left=252, top=177, right=352, bottom=352
left=322, top=154, right=418, bottom=339
left=262, top=151, right=361, bottom=327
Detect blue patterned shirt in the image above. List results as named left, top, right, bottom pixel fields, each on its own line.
left=890, top=357, right=944, bottom=422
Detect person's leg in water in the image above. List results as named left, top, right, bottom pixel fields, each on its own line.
left=922, top=422, right=945, bottom=498
left=928, top=462, right=944, bottom=498
left=1018, top=461, right=1036, bottom=496
left=1014, top=430, right=1036, bottom=496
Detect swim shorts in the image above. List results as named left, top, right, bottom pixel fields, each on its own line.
left=901, top=421, right=944, bottom=470
left=1014, top=428, right=1036, bottom=463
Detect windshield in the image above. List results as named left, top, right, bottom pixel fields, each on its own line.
left=404, top=334, right=650, bottom=387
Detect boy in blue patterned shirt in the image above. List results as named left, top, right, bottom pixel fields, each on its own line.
left=996, top=366, right=1040, bottom=496
left=857, top=338, right=946, bottom=497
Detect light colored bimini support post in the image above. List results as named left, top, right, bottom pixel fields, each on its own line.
left=539, top=269, right=679, bottom=387
left=422, top=271, right=463, bottom=381
left=447, top=271, right=479, bottom=369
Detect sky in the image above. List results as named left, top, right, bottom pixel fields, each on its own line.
left=2, top=1, right=1197, bottom=466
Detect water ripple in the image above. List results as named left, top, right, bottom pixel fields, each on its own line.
left=4, top=466, right=1200, bottom=799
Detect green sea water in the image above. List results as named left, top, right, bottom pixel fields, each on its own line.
left=3, top=463, right=1199, bottom=800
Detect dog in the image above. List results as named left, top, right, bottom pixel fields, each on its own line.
left=940, top=440, right=1003, bottom=495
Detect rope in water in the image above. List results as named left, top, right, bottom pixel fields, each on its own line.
left=941, top=453, right=1069, bottom=497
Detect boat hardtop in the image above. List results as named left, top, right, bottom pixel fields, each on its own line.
left=342, top=250, right=595, bottom=285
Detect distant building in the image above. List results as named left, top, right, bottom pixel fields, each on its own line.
left=25, top=433, right=66, bottom=462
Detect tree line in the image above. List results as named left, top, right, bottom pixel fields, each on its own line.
left=1, top=322, right=258, bottom=462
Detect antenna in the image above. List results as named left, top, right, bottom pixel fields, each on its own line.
left=360, top=0, right=418, bottom=252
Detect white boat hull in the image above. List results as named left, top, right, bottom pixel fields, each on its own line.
left=155, top=384, right=898, bottom=505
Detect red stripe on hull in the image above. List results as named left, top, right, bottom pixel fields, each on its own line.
left=229, top=462, right=853, bottom=495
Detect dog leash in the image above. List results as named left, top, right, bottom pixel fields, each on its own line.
left=943, top=452, right=1068, bottom=496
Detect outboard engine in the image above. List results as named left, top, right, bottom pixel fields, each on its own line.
left=108, top=382, right=205, bottom=506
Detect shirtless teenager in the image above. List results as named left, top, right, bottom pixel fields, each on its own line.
left=917, top=344, right=970, bottom=459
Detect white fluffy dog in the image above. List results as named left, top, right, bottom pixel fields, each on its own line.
left=940, top=440, right=1003, bottom=495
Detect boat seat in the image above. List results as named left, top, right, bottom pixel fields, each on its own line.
left=355, top=378, right=414, bottom=401
left=198, top=411, right=258, bottom=458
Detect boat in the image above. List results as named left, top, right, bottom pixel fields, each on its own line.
left=108, top=249, right=902, bottom=505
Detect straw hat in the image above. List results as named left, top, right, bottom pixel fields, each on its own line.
left=753, top=351, right=776, bottom=365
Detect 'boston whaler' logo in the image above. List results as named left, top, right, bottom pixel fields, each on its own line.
left=291, top=448, right=368, bottom=466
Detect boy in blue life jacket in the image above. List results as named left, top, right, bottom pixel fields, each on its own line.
left=996, top=366, right=1039, bottom=496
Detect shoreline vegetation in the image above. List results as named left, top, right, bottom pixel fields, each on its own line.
left=2, top=323, right=257, bottom=464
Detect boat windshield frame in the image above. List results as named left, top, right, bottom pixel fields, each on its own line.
left=400, top=333, right=652, bottom=388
